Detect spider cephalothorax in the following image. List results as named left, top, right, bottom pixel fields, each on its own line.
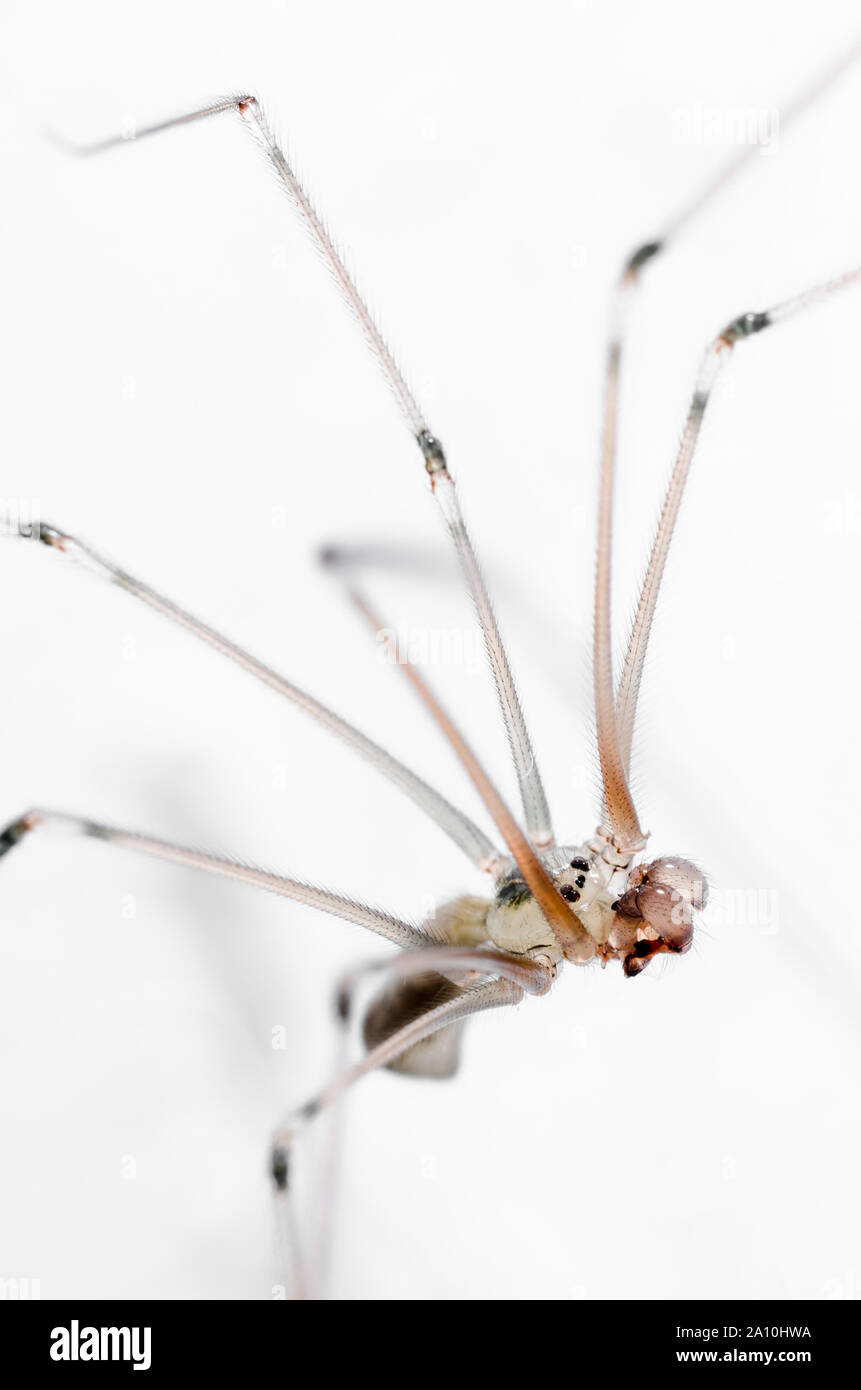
left=402, top=844, right=708, bottom=988
left=482, top=845, right=707, bottom=977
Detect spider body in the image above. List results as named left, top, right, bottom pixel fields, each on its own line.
left=485, top=844, right=705, bottom=971
left=360, top=844, right=706, bottom=1083
left=487, top=845, right=625, bottom=962
left=2, top=37, right=859, bottom=1299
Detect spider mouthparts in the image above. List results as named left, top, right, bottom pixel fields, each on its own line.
left=622, top=941, right=658, bottom=978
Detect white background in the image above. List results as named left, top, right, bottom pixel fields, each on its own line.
left=0, top=0, right=859, bottom=1300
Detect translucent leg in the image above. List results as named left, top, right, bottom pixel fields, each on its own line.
left=61, top=92, right=555, bottom=851
left=270, top=976, right=523, bottom=1298
left=290, top=942, right=553, bottom=1298
left=590, top=40, right=861, bottom=840
left=0, top=808, right=428, bottom=950
left=312, top=566, right=591, bottom=961
left=614, top=263, right=861, bottom=771
left=1, top=520, right=499, bottom=871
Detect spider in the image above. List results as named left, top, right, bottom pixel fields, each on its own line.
left=2, top=38, right=860, bottom=1299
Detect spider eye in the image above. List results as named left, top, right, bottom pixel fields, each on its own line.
left=641, top=856, right=708, bottom=912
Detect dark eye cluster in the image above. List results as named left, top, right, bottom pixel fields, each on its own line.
left=566, top=856, right=589, bottom=893
left=558, top=856, right=591, bottom=905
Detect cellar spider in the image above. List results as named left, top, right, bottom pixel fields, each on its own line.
left=3, top=41, right=860, bottom=1299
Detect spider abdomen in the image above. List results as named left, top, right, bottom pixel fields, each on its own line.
left=362, top=972, right=467, bottom=1078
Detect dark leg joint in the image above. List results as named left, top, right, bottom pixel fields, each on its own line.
left=0, top=814, right=37, bottom=859
left=416, top=429, right=447, bottom=476
left=623, top=239, right=664, bottom=278
left=719, top=310, right=771, bottom=346
left=37, top=524, right=67, bottom=550
left=271, top=1145, right=289, bottom=1192
left=299, top=1097, right=320, bottom=1124
left=317, top=544, right=344, bottom=570
left=334, top=982, right=352, bottom=1024
left=81, top=820, right=111, bottom=842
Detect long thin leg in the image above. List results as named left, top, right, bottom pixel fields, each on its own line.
left=614, top=262, right=861, bottom=771
left=421, top=449, right=554, bottom=847
left=590, top=40, right=861, bottom=840
left=282, top=974, right=523, bottom=1132
left=337, top=941, right=554, bottom=1004
left=592, top=335, right=645, bottom=855
left=308, top=943, right=552, bottom=1298
left=0, top=808, right=428, bottom=950
left=275, top=1184, right=310, bottom=1302
left=604, top=39, right=861, bottom=428
left=317, top=539, right=454, bottom=585
left=660, top=38, right=861, bottom=247
left=3, top=795, right=459, bottom=1296
left=328, top=941, right=551, bottom=1109
left=3, top=809, right=560, bottom=977
left=61, top=95, right=555, bottom=852
left=270, top=974, right=523, bottom=1296
left=313, top=565, right=592, bottom=961
left=1, top=520, right=499, bottom=872
left=3, top=804, right=541, bottom=1300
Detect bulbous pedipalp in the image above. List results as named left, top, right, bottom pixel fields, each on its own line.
left=641, top=856, right=708, bottom=912
left=613, top=855, right=706, bottom=974
left=635, top=882, right=693, bottom=952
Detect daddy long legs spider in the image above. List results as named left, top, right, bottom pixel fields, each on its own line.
left=1, top=18, right=860, bottom=1300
